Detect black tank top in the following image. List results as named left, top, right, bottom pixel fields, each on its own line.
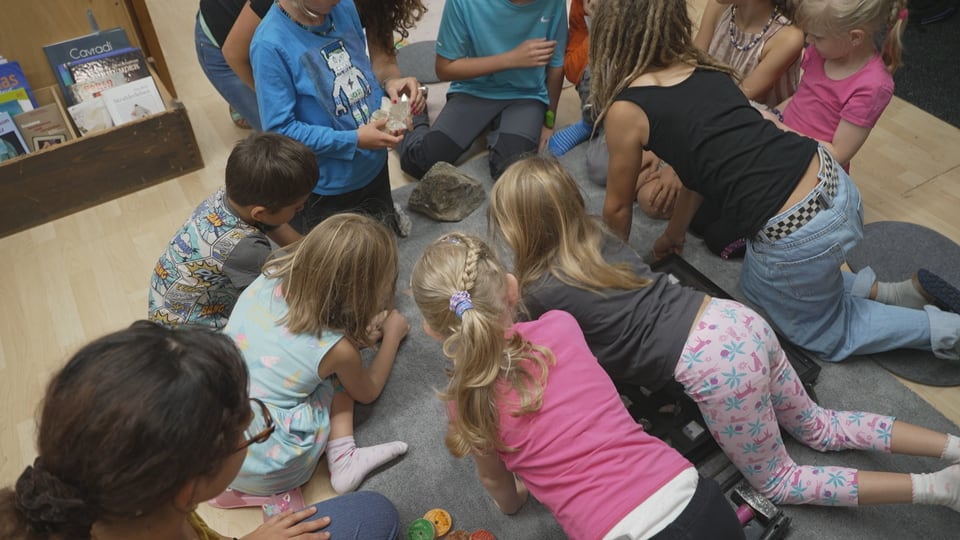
left=614, top=69, right=818, bottom=238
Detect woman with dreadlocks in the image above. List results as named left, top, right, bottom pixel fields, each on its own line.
left=589, top=0, right=960, bottom=368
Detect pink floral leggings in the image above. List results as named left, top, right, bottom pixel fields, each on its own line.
left=673, top=299, right=895, bottom=506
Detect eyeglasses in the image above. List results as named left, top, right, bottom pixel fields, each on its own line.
left=238, top=398, right=275, bottom=451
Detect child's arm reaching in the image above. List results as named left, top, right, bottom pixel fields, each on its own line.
left=603, top=100, right=649, bottom=240
left=435, top=39, right=557, bottom=82
left=737, top=27, right=804, bottom=103
left=472, top=450, right=528, bottom=514
left=654, top=187, right=704, bottom=259
left=761, top=105, right=871, bottom=166
left=693, top=0, right=726, bottom=51
left=540, top=66, right=564, bottom=151
left=319, top=310, right=409, bottom=404
left=818, top=121, right=873, bottom=166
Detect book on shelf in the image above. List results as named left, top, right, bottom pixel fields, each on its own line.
left=68, top=74, right=129, bottom=105
left=0, top=60, right=38, bottom=109
left=67, top=97, right=113, bottom=136
left=42, top=27, right=131, bottom=105
left=0, top=92, right=29, bottom=117
left=101, top=77, right=166, bottom=126
left=14, top=103, right=73, bottom=151
left=0, top=86, right=36, bottom=119
left=0, top=111, right=30, bottom=162
left=66, top=47, right=151, bottom=105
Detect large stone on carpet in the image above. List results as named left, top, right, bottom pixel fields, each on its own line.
left=407, top=162, right=486, bottom=222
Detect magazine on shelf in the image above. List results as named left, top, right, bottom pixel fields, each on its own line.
left=14, top=103, right=73, bottom=151
left=42, top=27, right=132, bottom=104
left=101, top=77, right=165, bottom=126
left=66, top=47, right=150, bottom=104
left=0, top=111, right=30, bottom=162
left=0, top=60, right=38, bottom=109
left=67, top=97, right=113, bottom=135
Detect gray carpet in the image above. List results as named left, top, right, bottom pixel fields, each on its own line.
left=351, top=146, right=960, bottom=538
left=846, top=221, right=960, bottom=386
left=396, top=40, right=440, bottom=84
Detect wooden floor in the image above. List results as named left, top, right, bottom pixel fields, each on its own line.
left=0, top=0, right=957, bottom=535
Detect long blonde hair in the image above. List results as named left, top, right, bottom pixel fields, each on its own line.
left=796, top=0, right=907, bottom=73
left=588, top=0, right=739, bottom=127
left=489, top=156, right=651, bottom=295
left=264, top=213, right=398, bottom=346
left=411, top=233, right=553, bottom=457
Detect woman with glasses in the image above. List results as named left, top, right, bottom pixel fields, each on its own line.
left=0, top=321, right=400, bottom=540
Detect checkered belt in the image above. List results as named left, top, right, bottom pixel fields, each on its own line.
left=758, top=147, right=839, bottom=242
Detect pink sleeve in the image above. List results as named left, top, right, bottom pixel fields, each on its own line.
left=840, top=73, right=894, bottom=128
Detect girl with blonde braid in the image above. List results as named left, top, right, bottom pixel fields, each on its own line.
left=411, top=233, right=743, bottom=540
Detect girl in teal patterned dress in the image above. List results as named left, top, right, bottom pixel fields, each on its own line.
left=217, top=213, right=409, bottom=508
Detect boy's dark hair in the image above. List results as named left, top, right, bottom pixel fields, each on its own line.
left=0, top=321, right=250, bottom=539
left=225, top=132, right=318, bottom=210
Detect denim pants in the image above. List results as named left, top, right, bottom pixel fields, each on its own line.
left=302, top=491, right=399, bottom=539
left=741, top=147, right=959, bottom=362
left=194, top=15, right=262, bottom=131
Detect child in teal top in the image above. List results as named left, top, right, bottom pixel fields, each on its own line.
left=219, top=213, right=409, bottom=504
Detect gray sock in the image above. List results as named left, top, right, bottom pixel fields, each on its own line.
left=875, top=278, right=928, bottom=309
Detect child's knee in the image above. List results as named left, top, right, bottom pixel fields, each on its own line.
left=489, top=134, right=537, bottom=179
left=399, top=130, right=463, bottom=179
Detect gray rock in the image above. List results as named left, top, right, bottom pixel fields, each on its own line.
left=407, top=162, right=486, bottom=222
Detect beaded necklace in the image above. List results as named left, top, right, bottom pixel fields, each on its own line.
left=728, top=6, right=778, bottom=52
left=275, top=0, right=336, bottom=36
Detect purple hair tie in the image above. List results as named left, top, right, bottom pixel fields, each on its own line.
left=449, top=290, right=474, bottom=318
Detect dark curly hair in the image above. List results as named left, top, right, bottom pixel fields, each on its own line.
left=0, top=321, right=250, bottom=539
left=356, top=0, right=427, bottom=57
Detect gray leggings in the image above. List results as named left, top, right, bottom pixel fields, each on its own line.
left=399, top=92, right=544, bottom=180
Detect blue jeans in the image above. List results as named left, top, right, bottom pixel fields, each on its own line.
left=194, top=15, right=262, bottom=131
left=302, top=491, right=399, bottom=539
left=741, top=147, right=959, bottom=362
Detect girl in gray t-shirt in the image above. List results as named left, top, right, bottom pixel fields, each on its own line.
left=489, top=156, right=960, bottom=513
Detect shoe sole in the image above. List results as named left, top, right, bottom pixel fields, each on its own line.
left=917, top=269, right=960, bottom=313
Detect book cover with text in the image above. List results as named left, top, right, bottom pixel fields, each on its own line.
left=68, top=97, right=113, bottom=135
left=0, top=88, right=34, bottom=115
left=0, top=61, right=38, bottom=108
left=42, top=28, right=131, bottom=104
left=101, top=77, right=165, bottom=126
left=14, top=104, right=73, bottom=151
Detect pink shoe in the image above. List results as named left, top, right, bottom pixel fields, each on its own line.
left=261, top=488, right=305, bottom=521
left=208, top=488, right=272, bottom=509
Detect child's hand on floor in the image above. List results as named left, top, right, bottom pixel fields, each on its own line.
left=242, top=505, right=331, bottom=540
left=381, top=309, right=410, bottom=345
left=506, top=38, right=557, bottom=69
left=365, top=310, right=390, bottom=343
left=654, top=231, right=685, bottom=260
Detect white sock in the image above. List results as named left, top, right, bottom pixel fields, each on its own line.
left=942, top=434, right=960, bottom=464
left=911, top=464, right=960, bottom=512
left=875, top=279, right=928, bottom=309
left=326, top=436, right=408, bottom=494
